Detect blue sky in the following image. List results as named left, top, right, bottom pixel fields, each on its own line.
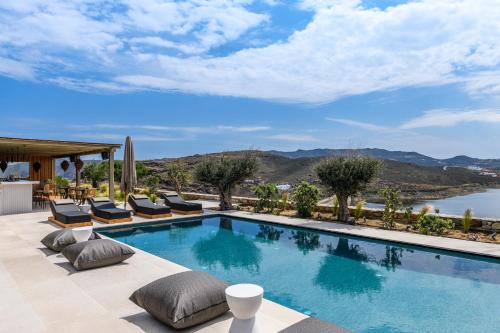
left=1, top=0, right=500, bottom=159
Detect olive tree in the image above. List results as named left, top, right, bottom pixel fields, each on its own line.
left=164, top=162, right=191, bottom=195
left=315, top=156, right=381, bottom=222
left=194, top=153, right=258, bottom=210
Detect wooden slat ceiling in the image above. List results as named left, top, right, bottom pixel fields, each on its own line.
left=0, top=137, right=121, bottom=158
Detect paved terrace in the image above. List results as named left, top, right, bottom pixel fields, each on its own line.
left=0, top=208, right=307, bottom=333
left=2, top=201, right=499, bottom=333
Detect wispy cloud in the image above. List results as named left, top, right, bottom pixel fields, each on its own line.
left=73, top=133, right=190, bottom=142
left=326, top=118, right=392, bottom=132
left=69, top=123, right=270, bottom=133
left=400, top=109, right=500, bottom=129
left=265, top=134, right=319, bottom=142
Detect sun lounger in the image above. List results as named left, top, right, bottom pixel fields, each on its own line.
left=128, top=194, right=172, bottom=219
left=48, top=199, right=92, bottom=228
left=89, top=198, right=132, bottom=224
left=160, top=193, right=203, bottom=214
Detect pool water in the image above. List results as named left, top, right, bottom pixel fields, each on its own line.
left=100, top=216, right=500, bottom=333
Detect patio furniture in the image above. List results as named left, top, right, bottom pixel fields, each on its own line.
left=225, top=284, right=263, bottom=320
left=89, top=197, right=132, bottom=224
left=72, top=226, right=93, bottom=242
left=160, top=193, right=203, bottom=214
left=41, top=228, right=100, bottom=252
left=128, top=194, right=171, bottom=219
left=129, top=271, right=230, bottom=329
left=79, top=204, right=91, bottom=213
left=278, top=317, right=352, bottom=333
left=62, top=239, right=135, bottom=270
left=48, top=199, right=92, bottom=228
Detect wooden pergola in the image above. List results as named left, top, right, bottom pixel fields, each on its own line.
left=0, top=137, right=121, bottom=201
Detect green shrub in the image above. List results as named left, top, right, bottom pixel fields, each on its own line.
left=55, top=176, right=69, bottom=188
left=253, top=183, right=280, bottom=213
left=144, top=174, right=161, bottom=196
left=354, top=201, right=364, bottom=221
left=115, top=190, right=126, bottom=202
left=463, top=208, right=472, bottom=233
left=292, top=181, right=320, bottom=217
left=163, top=162, right=191, bottom=194
left=415, top=213, right=454, bottom=235
left=380, top=187, right=402, bottom=229
left=403, top=206, right=414, bottom=224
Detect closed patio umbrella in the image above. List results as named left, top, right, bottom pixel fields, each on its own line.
left=121, top=136, right=137, bottom=208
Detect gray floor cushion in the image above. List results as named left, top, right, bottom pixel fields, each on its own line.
left=62, top=239, right=135, bottom=270
left=129, top=271, right=229, bottom=329
left=278, top=317, right=352, bottom=333
left=41, top=228, right=100, bottom=252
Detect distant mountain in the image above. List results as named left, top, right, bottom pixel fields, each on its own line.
left=268, top=148, right=500, bottom=169
left=144, top=150, right=500, bottom=201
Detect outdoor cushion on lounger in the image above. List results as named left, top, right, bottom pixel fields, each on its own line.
left=129, top=271, right=229, bottom=329
left=41, top=228, right=100, bottom=252
left=278, top=317, right=352, bottom=333
left=90, top=198, right=131, bottom=220
left=160, top=194, right=202, bottom=213
left=49, top=200, right=91, bottom=225
left=62, top=239, right=135, bottom=270
left=128, top=195, right=171, bottom=216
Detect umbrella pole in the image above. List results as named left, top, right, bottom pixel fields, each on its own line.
left=124, top=191, right=127, bottom=209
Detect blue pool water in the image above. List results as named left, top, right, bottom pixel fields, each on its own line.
left=100, top=216, right=500, bottom=333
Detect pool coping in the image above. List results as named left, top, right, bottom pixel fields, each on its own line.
left=96, top=210, right=500, bottom=259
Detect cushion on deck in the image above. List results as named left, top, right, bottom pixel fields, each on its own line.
left=278, top=318, right=352, bottom=333
left=41, top=229, right=100, bottom=252
left=129, top=271, right=229, bottom=329
left=62, top=239, right=135, bottom=270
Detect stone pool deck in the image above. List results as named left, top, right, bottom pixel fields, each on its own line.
left=0, top=209, right=307, bottom=333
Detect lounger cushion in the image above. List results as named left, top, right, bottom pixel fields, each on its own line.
left=128, top=196, right=171, bottom=215
left=129, top=271, right=229, bottom=329
left=41, top=229, right=100, bottom=252
left=55, top=211, right=91, bottom=224
left=62, top=239, right=135, bottom=270
left=93, top=207, right=131, bottom=220
left=278, top=318, right=352, bottom=333
left=161, top=194, right=202, bottom=212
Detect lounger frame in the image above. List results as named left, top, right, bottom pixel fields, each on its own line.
left=134, top=212, right=172, bottom=219
left=90, top=214, right=132, bottom=224
left=48, top=216, right=93, bottom=228
left=171, top=209, right=203, bottom=215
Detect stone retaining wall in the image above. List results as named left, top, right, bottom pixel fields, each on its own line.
left=177, top=192, right=500, bottom=232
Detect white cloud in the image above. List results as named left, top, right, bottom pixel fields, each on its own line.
left=0, top=57, right=34, bottom=79
left=265, top=134, right=319, bottom=142
left=217, top=125, right=270, bottom=132
left=74, top=133, right=190, bottom=142
left=69, top=123, right=271, bottom=133
left=1, top=0, right=500, bottom=103
left=400, top=109, right=500, bottom=129
left=326, top=118, right=392, bottom=132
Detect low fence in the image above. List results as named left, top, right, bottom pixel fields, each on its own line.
left=180, top=191, right=500, bottom=232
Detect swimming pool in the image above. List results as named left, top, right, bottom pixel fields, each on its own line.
left=100, top=216, right=500, bottom=333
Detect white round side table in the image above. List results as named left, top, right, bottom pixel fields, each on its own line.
left=72, top=226, right=93, bottom=243
left=226, top=284, right=264, bottom=333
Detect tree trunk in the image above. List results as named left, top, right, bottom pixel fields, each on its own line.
left=336, top=193, right=350, bottom=222
left=219, top=189, right=233, bottom=210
